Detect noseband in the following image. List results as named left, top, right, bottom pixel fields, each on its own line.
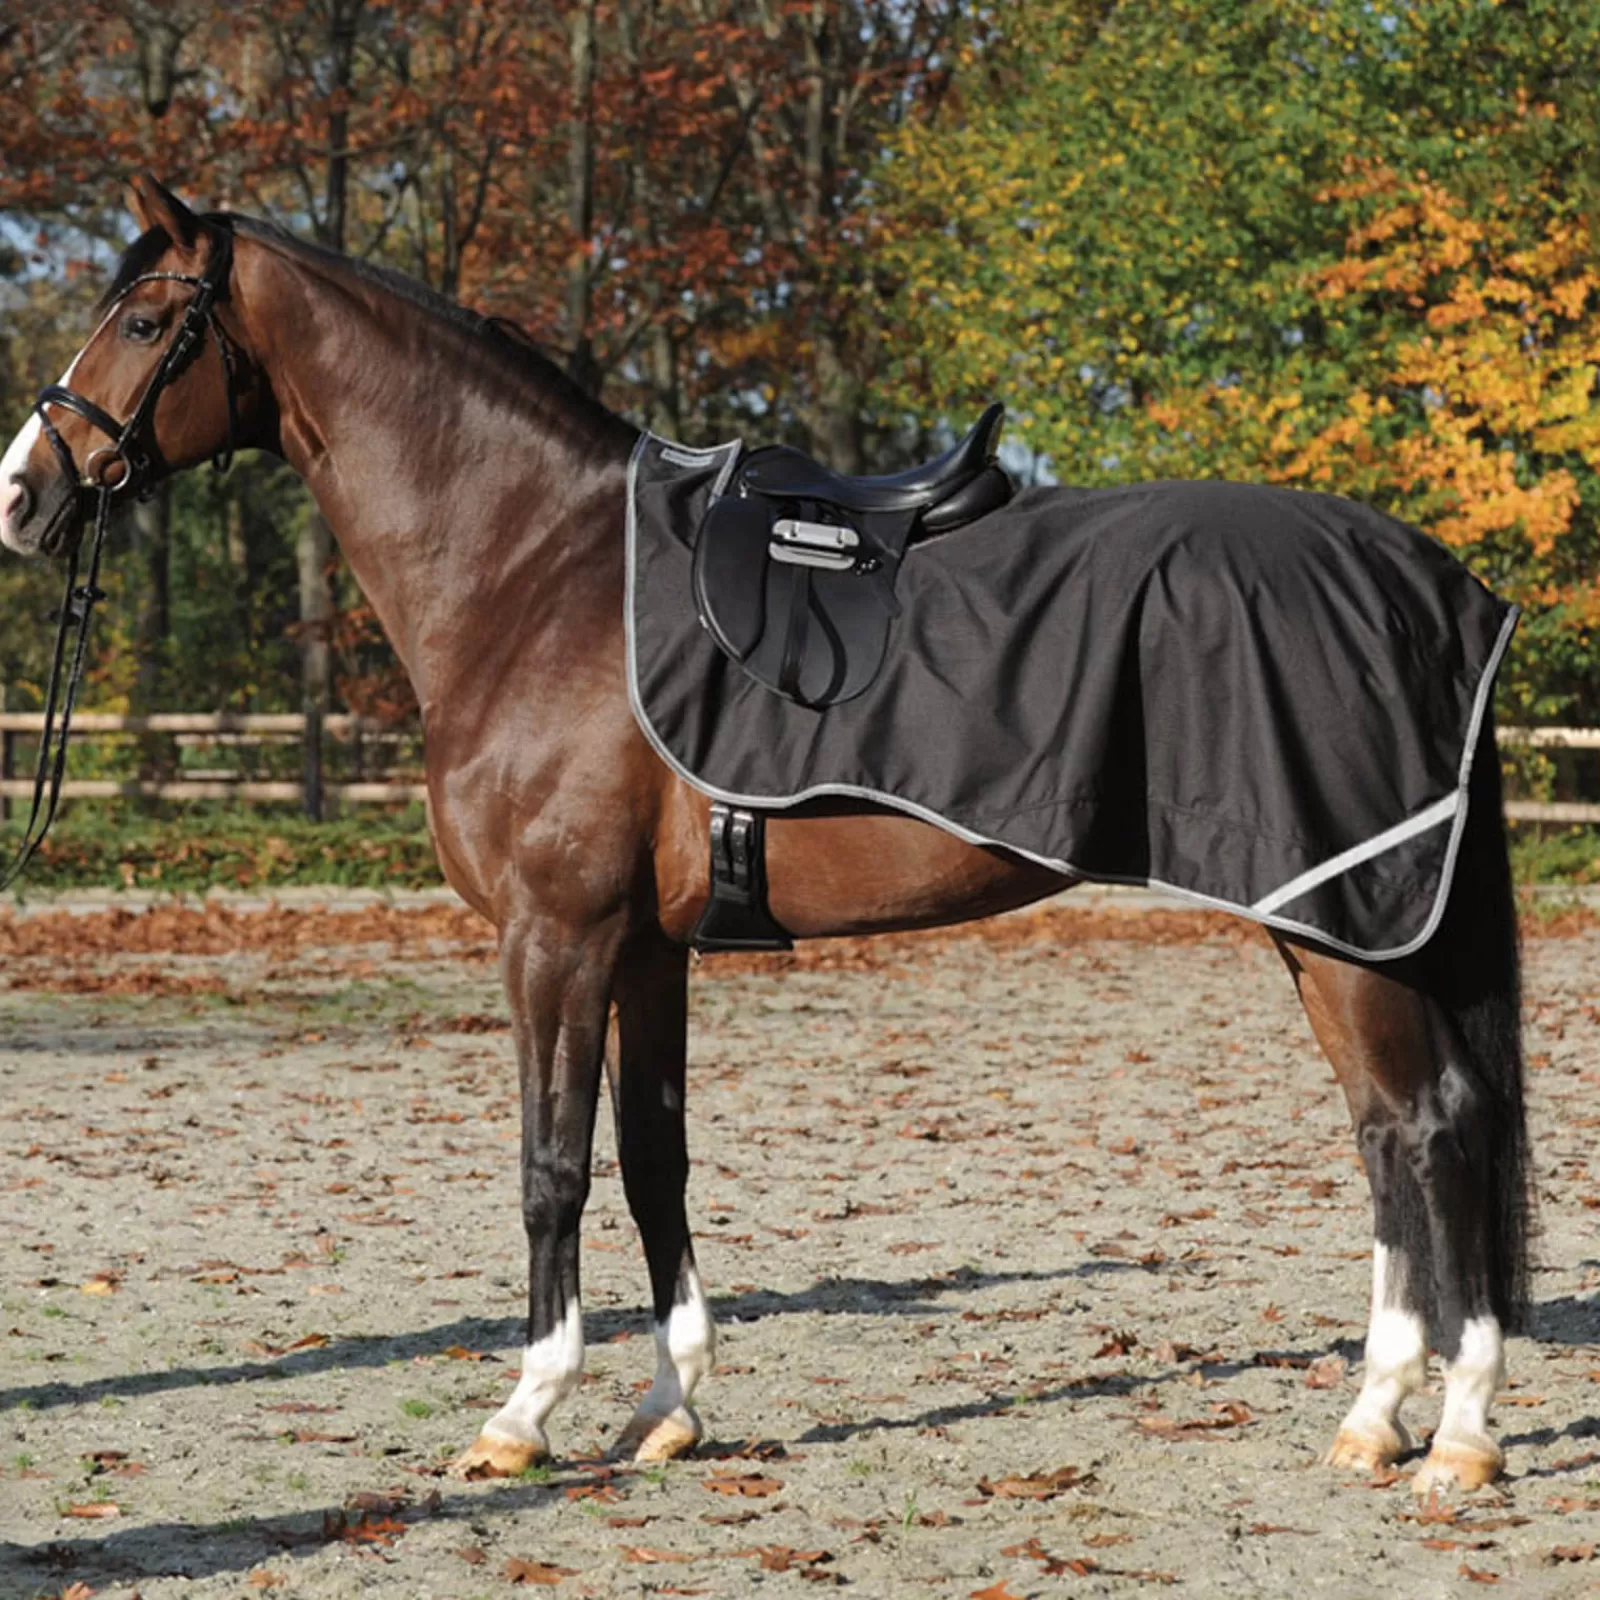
left=0, top=220, right=241, bottom=891
left=35, top=221, right=239, bottom=503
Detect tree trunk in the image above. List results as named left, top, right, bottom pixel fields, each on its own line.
left=564, top=0, right=600, bottom=394
left=298, top=0, right=363, bottom=728
left=297, top=511, right=334, bottom=714
left=810, top=323, right=864, bottom=472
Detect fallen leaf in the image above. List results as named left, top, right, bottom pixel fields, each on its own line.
left=1248, top=1523, right=1314, bottom=1536
left=64, top=1502, right=120, bottom=1519
left=80, top=1279, right=117, bottom=1297
left=504, top=1557, right=578, bottom=1585
left=455, top=1545, right=487, bottom=1565
left=971, top=1584, right=1027, bottom=1600
left=246, top=1572, right=287, bottom=1590
left=565, top=1481, right=621, bottom=1504
left=619, top=1547, right=694, bottom=1564
left=340, top=1513, right=408, bottom=1546
left=753, top=1547, right=831, bottom=1572
left=1460, top=1565, right=1500, bottom=1585
left=1548, top=1545, right=1597, bottom=1563
left=441, top=1344, right=491, bottom=1361
left=975, top=1465, right=1091, bottom=1500
left=246, top=1332, right=331, bottom=1357
left=1136, top=1401, right=1255, bottom=1441
left=1304, top=1354, right=1347, bottom=1389
left=703, top=1473, right=783, bottom=1498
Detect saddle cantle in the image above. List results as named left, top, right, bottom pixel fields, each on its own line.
left=692, top=403, right=1014, bottom=708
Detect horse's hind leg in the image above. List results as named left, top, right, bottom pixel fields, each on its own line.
left=608, top=931, right=715, bottom=1462
left=1281, top=933, right=1529, bottom=1494
left=1282, top=945, right=1429, bottom=1471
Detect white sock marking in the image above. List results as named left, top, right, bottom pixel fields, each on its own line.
left=1435, top=1314, right=1504, bottom=1451
left=481, top=1300, right=584, bottom=1450
left=1340, top=1242, right=1427, bottom=1442
left=637, top=1266, right=715, bottom=1426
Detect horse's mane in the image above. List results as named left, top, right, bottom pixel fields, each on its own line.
left=100, top=212, right=636, bottom=452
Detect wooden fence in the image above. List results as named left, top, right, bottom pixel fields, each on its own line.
left=0, top=711, right=426, bottom=820
left=0, top=712, right=1596, bottom=823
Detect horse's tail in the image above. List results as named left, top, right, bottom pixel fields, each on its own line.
left=1417, top=717, right=1533, bottom=1333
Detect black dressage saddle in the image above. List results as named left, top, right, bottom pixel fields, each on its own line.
left=692, top=403, right=1014, bottom=707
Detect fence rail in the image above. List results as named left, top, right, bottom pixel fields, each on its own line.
left=0, top=712, right=1595, bottom=823
left=0, top=709, right=423, bottom=819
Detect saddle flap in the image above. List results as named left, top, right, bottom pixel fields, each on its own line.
left=693, top=494, right=771, bottom=660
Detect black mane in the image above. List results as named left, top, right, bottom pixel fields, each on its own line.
left=100, top=212, right=635, bottom=451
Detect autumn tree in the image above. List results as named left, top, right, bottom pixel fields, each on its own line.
left=876, top=0, right=1600, bottom=720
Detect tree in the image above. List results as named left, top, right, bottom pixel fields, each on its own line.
left=875, top=0, right=1600, bottom=719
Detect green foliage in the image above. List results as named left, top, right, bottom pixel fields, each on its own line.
left=878, top=0, right=1600, bottom=721
left=5, top=806, right=441, bottom=893
left=1508, top=826, right=1600, bottom=887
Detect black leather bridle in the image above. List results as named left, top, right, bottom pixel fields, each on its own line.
left=1, top=220, right=241, bottom=889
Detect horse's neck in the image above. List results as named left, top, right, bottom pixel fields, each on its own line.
left=249, top=248, right=634, bottom=714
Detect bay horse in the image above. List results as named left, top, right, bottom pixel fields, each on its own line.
left=0, top=176, right=1530, bottom=1497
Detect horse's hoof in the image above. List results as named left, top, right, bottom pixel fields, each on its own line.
left=1411, top=1438, right=1503, bottom=1497
left=614, top=1408, right=701, bottom=1463
left=1324, top=1421, right=1410, bottom=1473
left=452, top=1430, right=547, bottom=1480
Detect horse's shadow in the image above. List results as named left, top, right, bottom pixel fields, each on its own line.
left=1529, top=1291, right=1600, bottom=1349
left=0, top=1262, right=1125, bottom=1416
left=8, top=1277, right=1598, bottom=1592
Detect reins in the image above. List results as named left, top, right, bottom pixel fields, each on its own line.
left=0, top=222, right=239, bottom=890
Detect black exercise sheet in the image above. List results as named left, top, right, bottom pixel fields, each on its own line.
left=625, top=433, right=1517, bottom=959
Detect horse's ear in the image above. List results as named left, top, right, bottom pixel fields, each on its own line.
left=126, top=173, right=200, bottom=250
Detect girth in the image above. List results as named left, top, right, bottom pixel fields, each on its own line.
left=691, top=403, right=1013, bottom=709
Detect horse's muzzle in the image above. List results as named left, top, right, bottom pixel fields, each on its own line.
left=0, top=473, right=79, bottom=559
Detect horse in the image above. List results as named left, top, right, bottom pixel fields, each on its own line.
left=0, top=175, right=1531, bottom=1497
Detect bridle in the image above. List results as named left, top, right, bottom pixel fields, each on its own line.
left=1, top=219, right=242, bottom=889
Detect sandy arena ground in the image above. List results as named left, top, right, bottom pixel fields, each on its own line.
left=1, top=895, right=1598, bottom=1599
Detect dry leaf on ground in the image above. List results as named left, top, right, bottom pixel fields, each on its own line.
left=975, top=1465, right=1091, bottom=1500
left=703, top=1472, right=783, bottom=1498
left=504, top=1557, right=578, bottom=1585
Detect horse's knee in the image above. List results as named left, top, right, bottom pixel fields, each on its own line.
left=522, top=1153, right=589, bottom=1240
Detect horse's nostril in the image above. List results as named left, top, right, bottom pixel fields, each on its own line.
left=2, top=478, right=32, bottom=529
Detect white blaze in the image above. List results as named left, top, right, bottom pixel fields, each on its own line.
left=1, top=349, right=85, bottom=550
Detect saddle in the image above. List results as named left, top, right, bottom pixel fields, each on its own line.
left=692, top=403, right=1014, bottom=708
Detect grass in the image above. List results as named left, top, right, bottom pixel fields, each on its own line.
left=1509, top=825, right=1600, bottom=886
left=401, top=1398, right=435, bottom=1419
left=5, top=804, right=441, bottom=894
left=2, top=807, right=1596, bottom=895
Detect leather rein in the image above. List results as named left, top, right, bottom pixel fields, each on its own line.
left=0, top=221, right=240, bottom=890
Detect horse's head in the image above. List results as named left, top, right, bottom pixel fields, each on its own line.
left=1, top=175, right=259, bottom=558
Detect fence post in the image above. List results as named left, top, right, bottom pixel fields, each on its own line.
left=1, top=684, right=10, bottom=823
left=303, top=702, right=324, bottom=822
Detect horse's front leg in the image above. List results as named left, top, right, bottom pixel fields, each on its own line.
left=455, top=918, right=617, bottom=1478
left=608, top=930, right=716, bottom=1461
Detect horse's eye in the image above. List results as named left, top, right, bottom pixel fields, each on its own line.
left=120, top=313, right=161, bottom=344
